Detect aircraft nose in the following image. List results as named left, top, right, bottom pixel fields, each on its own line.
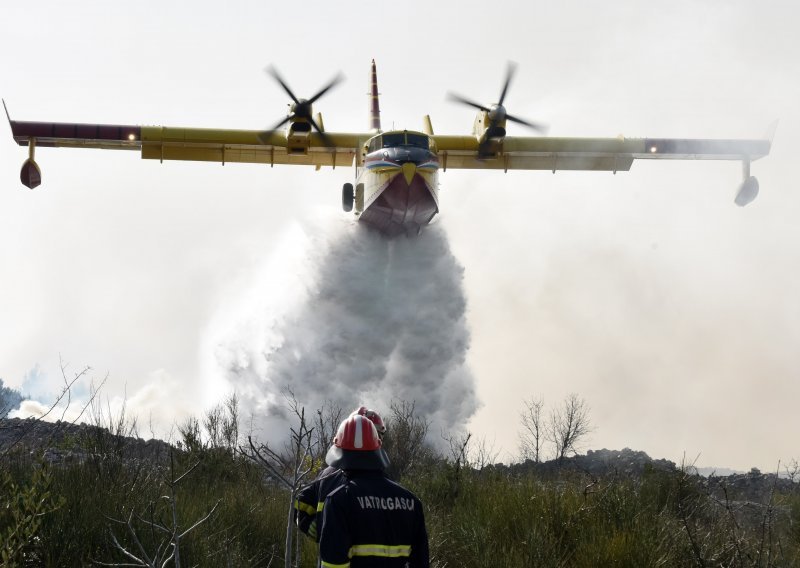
left=401, top=162, right=417, bottom=185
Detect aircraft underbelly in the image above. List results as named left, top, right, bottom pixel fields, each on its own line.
left=359, top=172, right=438, bottom=236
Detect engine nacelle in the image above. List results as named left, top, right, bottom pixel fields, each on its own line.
left=473, top=111, right=507, bottom=158
left=473, top=111, right=507, bottom=138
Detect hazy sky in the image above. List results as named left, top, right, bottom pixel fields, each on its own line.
left=1, top=0, right=798, bottom=471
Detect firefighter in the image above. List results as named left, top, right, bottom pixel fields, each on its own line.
left=318, top=413, right=429, bottom=567
left=295, top=406, right=386, bottom=541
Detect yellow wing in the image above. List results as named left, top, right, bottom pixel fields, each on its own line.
left=432, top=135, right=771, bottom=172
left=7, top=114, right=771, bottom=193
left=8, top=118, right=369, bottom=174
left=140, top=127, right=367, bottom=169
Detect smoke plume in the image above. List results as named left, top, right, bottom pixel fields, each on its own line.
left=214, top=218, right=478, bottom=446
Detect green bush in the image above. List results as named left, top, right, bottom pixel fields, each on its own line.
left=1, top=461, right=64, bottom=566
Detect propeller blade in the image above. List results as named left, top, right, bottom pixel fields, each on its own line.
left=269, top=115, right=293, bottom=131
left=257, top=130, right=280, bottom=144
left=447, top=92, right=490, bottom=112
left=506, top=113, right=548, bottom=133
left=449, top=63, right=547, bottom=141
left=308, top=116, right=335, bottom=147
left=263, top=65, right=343, bottom=144
left=308, top=73, right=344, bottom=105
left=317, top=131, right=336, bottom=148
left=498, top=62, right=517, bottom=106
left=266, top=66, right=300, bottom=104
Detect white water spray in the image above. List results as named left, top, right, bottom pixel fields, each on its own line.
left=212, top=218, right=478, bottom=445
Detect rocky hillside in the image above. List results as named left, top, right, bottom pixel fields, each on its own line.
left=489, top=447, right=798, bottom=504
left=0, top=417, right=173, bottom=465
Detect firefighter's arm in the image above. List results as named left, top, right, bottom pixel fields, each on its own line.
left=319, top=488, right=352, bottom=568
left=294, top=482, right=319, bottom=539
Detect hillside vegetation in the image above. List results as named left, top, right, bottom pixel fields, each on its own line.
left=1, top=397, right=799, bottom=567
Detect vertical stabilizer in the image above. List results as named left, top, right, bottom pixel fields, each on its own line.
left=369, top=60, right=381, bottom=132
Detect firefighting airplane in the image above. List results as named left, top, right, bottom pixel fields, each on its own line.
left=6, top=61, right=771, bottom=237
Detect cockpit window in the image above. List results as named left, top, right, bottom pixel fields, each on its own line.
left=367, top=132, right=430, bottom=153
left=382, top=133, right=405, bottom=148
left=406, top=134, right=429, bottom=149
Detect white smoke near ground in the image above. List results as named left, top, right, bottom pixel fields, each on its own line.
left=211, top=217, right=478, bottom=447
left=9, top=367, right=196, bottom=442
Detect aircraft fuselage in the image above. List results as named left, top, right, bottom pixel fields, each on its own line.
left=354, top=130, right=440, bottom=237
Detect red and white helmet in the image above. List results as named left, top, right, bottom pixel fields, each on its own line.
left=351, top=406, right=386, bottom=437
left=326, top=414, right=390, bottom=471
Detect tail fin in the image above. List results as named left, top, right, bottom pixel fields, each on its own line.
left=369, top=60, right=381, bottom=132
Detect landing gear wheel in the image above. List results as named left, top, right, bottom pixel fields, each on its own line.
left=342, top=182, right=354, bottom=212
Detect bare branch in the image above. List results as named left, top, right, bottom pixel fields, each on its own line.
left=243, top=436, right=293, bottom=490
left=126, top=510, right=154, bottom=567
left=106, top=525, right=148, bottom=567
left=171, top=460, right=201, bottom=487
left=178, top=499, right=220, bottom=540
left=2, top=357, right=106, bottom=456
left=132, top=512, right=170, bottom=536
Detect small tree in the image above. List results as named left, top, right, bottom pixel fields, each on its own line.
left=547, top=393, right=592, bottom=463
left=99, top=453, right=219, bottom=568
left=221, top=393, right=240, bottom=455
left=310, top=399, right=344, bottom=468
left=240, top=390, right=316, bottom=568
left=85, top=386, right=139, bottom=459
left=468, top=435, right=500, bottom=471
left=381, top=400, right=431, bottom=480
left=177, top=417, right=203, bottom=453
left=200, top=393, right=240, bottom=457
left=442, top=431, right=472, bottom=499
left=518, top=397, right=545, bottom=463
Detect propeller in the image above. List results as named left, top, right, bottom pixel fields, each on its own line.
left=263, top=66, right=343, bottom=147
left=447, top=62, right=547, bottom=143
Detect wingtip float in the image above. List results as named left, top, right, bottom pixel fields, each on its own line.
left=7, top=62, right=772, bottom=235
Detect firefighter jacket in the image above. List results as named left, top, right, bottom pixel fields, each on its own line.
left=295, top=466, right=345, bottom=541
left=319, top=470, right=429, bottom=568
